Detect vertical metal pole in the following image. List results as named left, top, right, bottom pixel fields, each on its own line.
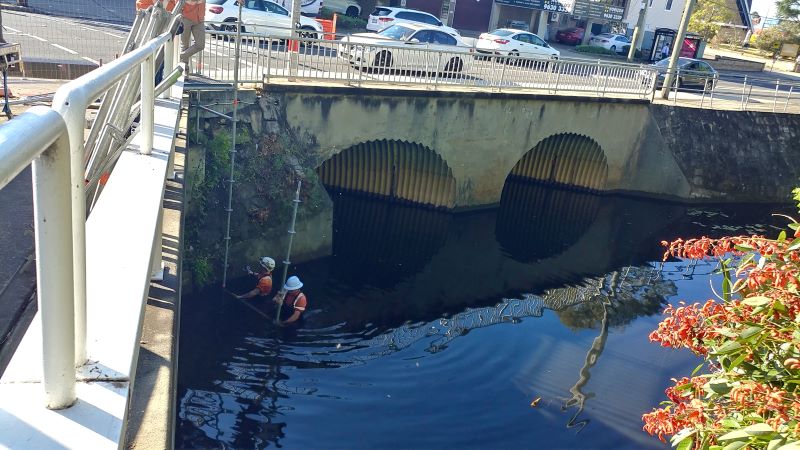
left=773, top=79, right=780, bottom=112
left=660, top=0, right=696, bottom=99
left=52, top=104, right=88, bottom=367
left=162, top=38, right=174, bottom=99
left=498, top=58, right=506, bottom=92
left=33, top=127, right=77, bottom=409
left=628, top=0, right=648, bottom=62
left=266, top=38, right=273, bottom=83
left=740, top=75, right=747, bottom=110
left=784, top=86, right=793, bottom=113
left=140, top=55, right=155, bottom=155
left=221, top=2, right=243, bottom=288
left=275, top=180, right=302, bottom=323
left=289, top=0, right=301, bottom=78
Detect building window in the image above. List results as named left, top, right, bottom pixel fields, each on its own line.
left=665, top=0, right=673, bottom=9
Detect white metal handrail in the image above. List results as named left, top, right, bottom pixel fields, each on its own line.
left=51, top=29, right=179, bottom=368
left=0, top=24, right=181, bottom=411
left=0, top=107, right=75, bottom=409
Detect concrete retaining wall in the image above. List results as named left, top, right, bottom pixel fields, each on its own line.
left=704, top=55, right=765, bottom=72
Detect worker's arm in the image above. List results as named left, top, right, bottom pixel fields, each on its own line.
left=282, top=309, right=302, bottom=324
left=236, top=288, right=260, bottom=299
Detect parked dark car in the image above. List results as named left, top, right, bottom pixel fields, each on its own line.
left=555, top=27, right=584, bottom=45
left=652, top=57, right=718, bottom=91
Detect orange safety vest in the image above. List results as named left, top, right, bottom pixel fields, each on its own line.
left=135, top=0, right=177, bottom=11
left=182, top=0, right=206, bottom=22
left=283, top=291, right=307, bottom=312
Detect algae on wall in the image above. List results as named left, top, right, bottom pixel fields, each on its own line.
left=183, top=94, right=332, bottom=290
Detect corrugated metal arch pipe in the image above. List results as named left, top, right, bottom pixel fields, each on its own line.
left=317, top=139, right=457, bottom=210
left=509, top=133, right=609, bottom=192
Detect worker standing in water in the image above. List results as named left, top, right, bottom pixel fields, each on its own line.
left=235, top=257, right=275, bottom=299
left=274, top=276, right=307, bottom=326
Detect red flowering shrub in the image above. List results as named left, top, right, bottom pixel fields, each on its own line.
left=643, top=191, right=800, bottom=450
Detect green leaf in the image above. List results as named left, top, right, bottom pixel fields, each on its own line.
left=727, top=353, right=747, bottom=371
left=743, top=296, right=772, bottom=307
left=778, top=441, right=800, bottom=450
left=676, top=437, right=694, bottom=450
left=788, top=239, right=800, bottom=251
left=769, top=436, right=787, bottom=450
left=722, top=418, right=741, bottom=429
left=713, top=341, right=742, bottom=355
left=719, top=429, right=751, bottom=441
left=779, top=230, right=787, bottom=241
left=691, top=362, right=705, bottom=376
left=708, top=379, right=732, bottom=395
left=739, top=326, right=764, bottom=341
left=672, top=429, right=697, bottom=447
left=742, top=423, right=776, bottom=436
left=723, top=442, right=747, bottom=450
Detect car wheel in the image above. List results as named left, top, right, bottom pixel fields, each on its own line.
left=373, top=50, right=392, bottom=73
left=299, top=26, right=318, bottom=40
left=346, top=6, right=359, bottom=17
left=222, top=19, right=244, bottom=41
left=444, top=57, right=463, bottom=74
left=610, top=45, right=616, bottom=52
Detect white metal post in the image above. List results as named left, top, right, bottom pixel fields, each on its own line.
left=58, top=106, right=88, bottom=368
left=162, top=38, right=174, bottom=99
left=773, top=79, right=780, bottom=112
left=0, top=107, right=77, bottom=408
left=141, top=54, right=155, bottom=155
left=150, top=205, right=164, bottom=281
left=784, top=86, right=793, bottom=113
left=33, top=129, right=77, bottom=409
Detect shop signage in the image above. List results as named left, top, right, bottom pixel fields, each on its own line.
left=571, top=0, right=625, bottom=21
left=495, top=0, right=575, bottom=13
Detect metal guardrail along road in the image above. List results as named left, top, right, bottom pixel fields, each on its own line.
left=194, top=26, right=800, bottom=113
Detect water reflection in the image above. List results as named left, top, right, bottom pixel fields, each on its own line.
left=177, top=182, right=793, bottom=449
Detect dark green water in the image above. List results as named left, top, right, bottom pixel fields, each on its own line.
left=176, top=181, right=792, bottom=449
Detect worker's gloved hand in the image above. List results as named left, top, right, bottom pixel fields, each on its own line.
left=245, top=265, right=254, bottom=275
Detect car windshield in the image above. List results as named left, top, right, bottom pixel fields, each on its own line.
left=490, top=29, right=515, bottom=37
left=378, top=25, right=416, bottom=40
left=207, top=0, right=226, bottom=4
left=655, top=57, right=692, bottom=67
left=371, top=7, right=392, bottom=16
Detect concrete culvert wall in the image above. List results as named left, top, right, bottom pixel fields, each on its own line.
left=317, top=140, right=457, bottom=209
left=509, top=133, right=608, bottom=191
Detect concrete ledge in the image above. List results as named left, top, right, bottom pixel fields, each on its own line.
left=263, top=80, right=652, bottom=105
left=704, top=55, right=765, bottom=73
left=8, top=60, right=99, bottom=80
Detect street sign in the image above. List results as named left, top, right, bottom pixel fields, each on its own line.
left=496, top=0, right=575, bottom=13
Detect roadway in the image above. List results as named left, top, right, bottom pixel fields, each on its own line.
left=2, top=9, right=129, bottom=65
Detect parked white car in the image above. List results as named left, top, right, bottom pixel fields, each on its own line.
left=366, top=7, right=459, bottom=37
left=274, top=0, right=323, bottom=17
left=476, top=28, right=559, bottom=59
left=206, top=0, right=324, bottom=38
left=324, top=0, right=361, bottom=17
left=588, top=33, right=630, bottom=53
left=338, top=23, right=473, bottom=73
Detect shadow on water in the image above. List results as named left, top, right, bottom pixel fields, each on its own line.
left=177, top=181, right=794, bottom=449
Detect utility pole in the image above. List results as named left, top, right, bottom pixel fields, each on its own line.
left=660, top=0, right=696, bottom=99
left=627, top=0, right=648, bottom=62
left=288, top=0, right=302, bottom=78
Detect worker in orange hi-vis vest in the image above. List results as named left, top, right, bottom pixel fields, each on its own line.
left=235, top=257, right=276, bottom=300
left=180, top=0, right=206, bottom=67
left=135, top=0, right=177, bottom=11
left=273, top=276, right=308, bottom=326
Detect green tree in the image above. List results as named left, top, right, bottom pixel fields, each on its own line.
left=751, top=20, right=800, bottom=52
left=688, top=0, right=736, bottom=42
left=777, top=0, right=800, bottom=20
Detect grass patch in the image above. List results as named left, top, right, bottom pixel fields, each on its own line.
left=574, top=45, right=619, bottom=56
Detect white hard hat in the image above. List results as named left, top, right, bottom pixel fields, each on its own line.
left=284, top=276, right=303, bottom=290
left=259, top=256, right=275, bottom=271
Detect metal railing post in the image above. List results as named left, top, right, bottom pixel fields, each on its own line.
left=33, top=127, right=77, bottom=410
left=162, top=38, right=174, bottom=99
left=497, top=58, right=506, bottom=93
left=140, top=54, right=155, bottom=155
left=673, top=68, right=680, bottom=106
left=773, top=79, right=780, bottom=112
left=0, top=107, right=77, bottom=409
left=740, top=75, right=748, bottom=110
left=434, top=52, right=441, bottom=91
left=784, top=86, right=793, bottom=113
left=53, top=105, right=88, bottom=368
left=150, top=205, right=164, bottom=280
